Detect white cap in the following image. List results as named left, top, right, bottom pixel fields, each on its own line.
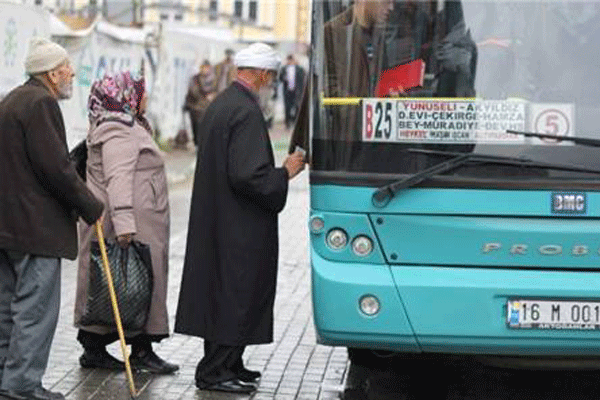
left=25, top=37, right=69, bottom=75
left=234, top=43, right=281, bottom=72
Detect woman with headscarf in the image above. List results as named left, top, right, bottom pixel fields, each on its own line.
left=73, top=71, right=178, bottom=374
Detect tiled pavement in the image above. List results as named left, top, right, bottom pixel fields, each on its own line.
left=41, top=124, right=350, bottom=399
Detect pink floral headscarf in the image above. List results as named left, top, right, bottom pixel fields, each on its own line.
left=88, top=71, right=145, bottom=129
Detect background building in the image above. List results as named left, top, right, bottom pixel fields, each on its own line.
left=0, top=0, right=310, bottom=144
left=36, top=0, right=310, bottom=49
left=143, top=0, right=310, bottom=54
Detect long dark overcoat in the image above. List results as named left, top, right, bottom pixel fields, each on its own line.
left=175, top=82, right=289, bottom=346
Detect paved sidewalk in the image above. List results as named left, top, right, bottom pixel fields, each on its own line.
left=41, top=125, right=349, bottom=399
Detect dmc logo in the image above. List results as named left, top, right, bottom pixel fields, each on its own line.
left=552, top=192, right=586, bottom=214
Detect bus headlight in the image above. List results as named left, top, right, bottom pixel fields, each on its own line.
left=359, top=295, right=380, bottom=316
left=352, top=235, right=373, bottom=257
left=326, top=229, right=348, bottom=250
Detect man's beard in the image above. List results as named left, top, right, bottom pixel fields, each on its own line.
left=258, top=78, right=274, bottom=99
left=258, top=85, right=271, bottom=99
left=57, top=80, right=73, bottom=100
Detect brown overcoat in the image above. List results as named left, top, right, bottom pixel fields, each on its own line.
left=0, top=78, right=104, bottom=259
left=214, top=60, right=237, bottom=92
left=324, top=6, right=386, bottom=142
left=74, top=119, right=170, bottom=337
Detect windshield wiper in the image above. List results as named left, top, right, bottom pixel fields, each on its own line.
left=507, top=130, right=600, bottom=148
left=371, top=148, right=600, bottom=208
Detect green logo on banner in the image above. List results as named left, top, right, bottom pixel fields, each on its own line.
left=79, top=65, right=92, bottom=86
left=3, top=19, right=18, bottom=67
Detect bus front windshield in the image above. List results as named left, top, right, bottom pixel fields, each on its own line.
left=312, top=0, right=600, bottom=186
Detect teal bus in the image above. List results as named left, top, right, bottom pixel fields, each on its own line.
left=307, top=0, right=600, bottom=369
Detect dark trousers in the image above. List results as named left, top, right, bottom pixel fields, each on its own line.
left=189, top=110, right=204, bottom=147
left=0, top=250, right=61, bottom=392
left=283, top=89, right=297, bottom=128
left=77, top=330, right=161, bottom=354
left=195, top=340, right=246, bottom=386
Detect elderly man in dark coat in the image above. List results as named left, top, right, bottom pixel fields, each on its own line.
left=0, top=38, right=103, bottom=400
left=175, top=43, right=305, bottom=394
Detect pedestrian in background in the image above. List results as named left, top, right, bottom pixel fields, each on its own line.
left=0, top=37, right=104, bottom=400
left=174, top=43, right=306, bottom=395
left=279, top=54, right=305, bottom=129
left=214, top=48, right=237, bottom=93
left=73, top=71, right=179, bottom=375
left=184, top=60, right=216, bottom=148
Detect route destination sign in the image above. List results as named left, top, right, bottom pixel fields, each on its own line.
left=362, top=99, right=572, bottom=144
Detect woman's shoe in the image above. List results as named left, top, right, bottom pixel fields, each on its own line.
left=131, top=349, right=179, bottom=374
left=79, top=349, right=125, bottom=370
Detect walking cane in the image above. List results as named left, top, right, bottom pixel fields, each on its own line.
left=94, top=221, right=138, bottom=399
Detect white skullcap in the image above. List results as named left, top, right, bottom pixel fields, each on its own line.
left=25, top=37, right=69, bottom=75
left=234, top=43, right=281, bottom=72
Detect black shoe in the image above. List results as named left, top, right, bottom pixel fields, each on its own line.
left=79, top=349, right=125, bottom=370
left=237, top=368, right=261, bottom=383
left=0, top=387, right=65, bottom=400
left=0, top=389, right=23, bottom=400
left=196, top=379, right=257, bottom=394
left=131, top=350, right=179, bottom=374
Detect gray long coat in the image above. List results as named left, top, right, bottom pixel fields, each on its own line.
left=175, top=82, right=289, bottom=346
left=74, top=119, right=170, bottom=337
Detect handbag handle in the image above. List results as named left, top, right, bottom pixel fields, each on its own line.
left=120, top=246, right=128, bottom=282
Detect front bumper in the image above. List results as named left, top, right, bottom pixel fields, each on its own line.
left=312, top=251, right=600, bottom=356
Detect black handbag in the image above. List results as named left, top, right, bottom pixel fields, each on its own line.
left=80, top=240, right=153, bottom=331
left=69, top=139, right=87, bottom=181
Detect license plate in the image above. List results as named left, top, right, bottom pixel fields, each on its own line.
left=507, top=299, right=600, bottom=330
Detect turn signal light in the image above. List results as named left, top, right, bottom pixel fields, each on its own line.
left=310, top=216, right=325, bottom=234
